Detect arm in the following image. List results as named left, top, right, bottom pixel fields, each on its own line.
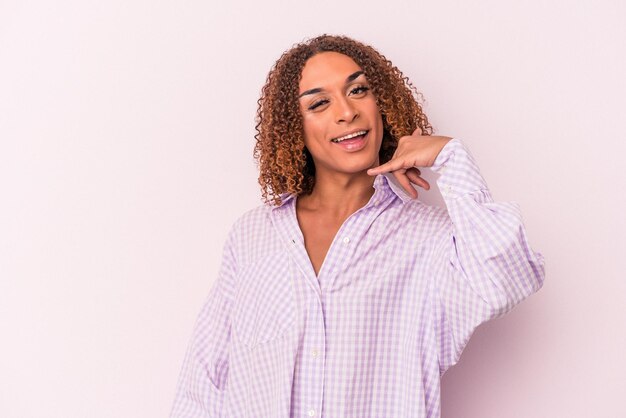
left=170, top=229, right=238, bottom=418
left=428, top=138, right=545, bottom=375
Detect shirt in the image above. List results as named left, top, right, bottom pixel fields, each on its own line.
left=169, top=138, right=546, bottom=418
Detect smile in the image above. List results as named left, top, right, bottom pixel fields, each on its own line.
left=330, top=130, right=369, bottom=152
left=331, top=130, right=369, bottom=143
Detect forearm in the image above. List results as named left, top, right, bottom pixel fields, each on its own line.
left=431, top=138, right=545, bottom=313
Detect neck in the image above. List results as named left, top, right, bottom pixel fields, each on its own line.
left=298, top=169, right=376, bottom=218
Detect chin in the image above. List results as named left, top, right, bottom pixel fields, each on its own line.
left=337, top=156, right=379, bottom=174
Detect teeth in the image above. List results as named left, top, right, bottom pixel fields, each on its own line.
left=332, top=130, right=367, bottom=143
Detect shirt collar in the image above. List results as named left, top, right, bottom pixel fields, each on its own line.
left=270, top=173, right=413, bottom=210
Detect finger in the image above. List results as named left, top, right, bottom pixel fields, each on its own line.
left=406, top=168, right=430, bottom=190
left=406, top=169, right=427, bottom=189
left=393, top=170, right=418, bottom=199
left=367, top=160, right=397, bottom=175
left=367, top=158, right=411, bottom=176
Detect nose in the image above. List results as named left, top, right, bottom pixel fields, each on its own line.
left=334, top=96, right=359, bottom=124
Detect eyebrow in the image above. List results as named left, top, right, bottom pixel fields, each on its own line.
left=298, top=70, right=365, bottom=99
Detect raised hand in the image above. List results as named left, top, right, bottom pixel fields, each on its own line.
left=367, top=129, right=452, bottom=199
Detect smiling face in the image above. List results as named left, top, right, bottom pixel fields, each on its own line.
left=298, top=51, right=384, bottom=177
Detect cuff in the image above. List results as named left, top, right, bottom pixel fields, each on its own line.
left=430, top=138, right=490, bottom=198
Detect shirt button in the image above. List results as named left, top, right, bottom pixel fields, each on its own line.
left=312, top=349, right=319, bottom=357
left=343, top=237, right=350, bottom=244
left=308, top=409, right=316, bottom=416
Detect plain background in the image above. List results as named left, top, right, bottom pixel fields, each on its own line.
left=1, top=0, right=624, bottom=417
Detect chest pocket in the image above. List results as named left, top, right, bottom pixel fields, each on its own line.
left=232, top=250, right=297, bottom=349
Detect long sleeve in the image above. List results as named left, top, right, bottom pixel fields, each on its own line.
left=428, top=138, right=545, bottom=375
left=170, top=228, right=238, bottom=418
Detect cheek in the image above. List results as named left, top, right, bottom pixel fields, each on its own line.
left=370, top=106, right=384, bottom=139
left=302, top=118, right=328, bottom=146
left=362, top=99, right=382, bottom=126
left=372, top=104, right=383, bottom=125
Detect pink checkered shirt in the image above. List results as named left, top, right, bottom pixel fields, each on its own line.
left=170, top=138, right=545, bottom=417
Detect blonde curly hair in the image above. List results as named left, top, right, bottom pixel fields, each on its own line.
left=254, top=34, right=433, bottom=206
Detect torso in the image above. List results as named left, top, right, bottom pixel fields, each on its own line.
left=295, top=202, right=346, bottom=277
left=295, top=187, right=375, bottom=277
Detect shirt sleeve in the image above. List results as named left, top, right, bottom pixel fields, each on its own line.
left=428, top=138, right=545, bottom=376
left=170, top=227, right=238, bottom=418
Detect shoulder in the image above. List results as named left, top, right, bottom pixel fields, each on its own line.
left=231, top=203, right=273, bottom=230
left=225, top=202, right=283, bottom=267
left=391, top=198, right=453, bottom=241
left=224, top=203, right=274, bottom=243
left=395, top=197, right=449, bottom=222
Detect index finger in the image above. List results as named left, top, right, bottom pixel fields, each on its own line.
left=367, top=158, right=407, bottom=176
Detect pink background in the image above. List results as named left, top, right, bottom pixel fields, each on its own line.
left=1, top=0, right=624, bottom=417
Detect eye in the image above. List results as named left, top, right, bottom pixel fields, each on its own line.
left=308, top=99, right=329, bottom=111
left=306, top=85, right=369, bottom=111
left=350, top=85, right=370, bottom=95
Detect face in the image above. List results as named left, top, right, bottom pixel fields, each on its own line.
left=298, top=51, right=384, bottom=176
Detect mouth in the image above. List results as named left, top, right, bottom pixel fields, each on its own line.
left=330, top=129, right=369, bottom=143
left=330, top=129, right=369, bottom=151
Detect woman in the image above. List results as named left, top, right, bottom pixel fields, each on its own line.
left=170, top=35, right=545, bottom=418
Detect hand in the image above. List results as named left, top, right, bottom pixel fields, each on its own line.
left=367, top=129, right=452, bottom=199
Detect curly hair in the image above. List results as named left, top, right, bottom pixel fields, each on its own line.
left=253, top=34, right=434, bottom=206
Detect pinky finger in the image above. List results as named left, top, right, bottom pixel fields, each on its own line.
left=393, top=170, right=418, bottom=199
left=406, top=168, right=431, bottom=190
